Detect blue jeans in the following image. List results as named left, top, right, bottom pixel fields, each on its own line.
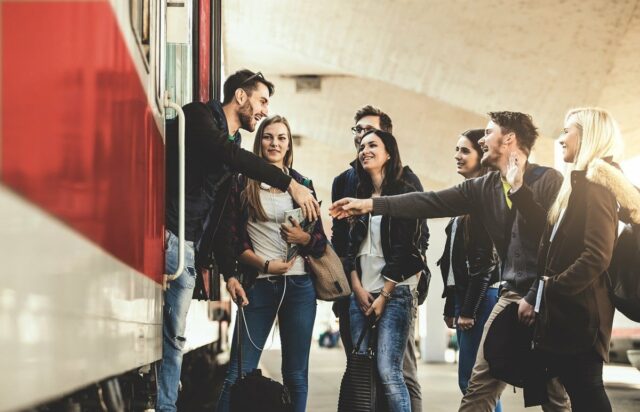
left=157, top=230, right=197, bottom=412
left=349, top=286, right=414, bottom=412
left=455, top=287, right=502, bottom=412
left=217, top=275, right=317, bottom=412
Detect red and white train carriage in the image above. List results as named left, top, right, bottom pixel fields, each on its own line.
left=1, top=0, right=223, bottom=410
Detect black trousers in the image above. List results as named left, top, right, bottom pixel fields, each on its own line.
left=545, top=350, right=612, bottom=412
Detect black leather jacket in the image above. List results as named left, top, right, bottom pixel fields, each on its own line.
left=345, top=175, right=426, bottom=284
left=438, top=215, right=500, bottom=319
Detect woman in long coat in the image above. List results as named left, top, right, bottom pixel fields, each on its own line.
left=509, top=107, right=640, bottom=411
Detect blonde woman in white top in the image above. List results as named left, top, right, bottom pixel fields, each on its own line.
left=217, top=115, right=328, bottom=412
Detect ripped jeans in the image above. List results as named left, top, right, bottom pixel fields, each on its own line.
left=349, top=285, right=415, bottom=412
left=157, top=230, right=197, bottom=412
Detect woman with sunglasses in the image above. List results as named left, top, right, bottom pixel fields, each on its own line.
left=216, top=115, right=327, bottom=412
left=345, top=129, right=425, bottom=412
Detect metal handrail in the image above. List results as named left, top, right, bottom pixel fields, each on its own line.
left=164, top=91, right=185, bottom=284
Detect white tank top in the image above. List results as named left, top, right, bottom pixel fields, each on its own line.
left=357, top=215, right=418, bottom=292
left=247, top=190, right=306, bottom=278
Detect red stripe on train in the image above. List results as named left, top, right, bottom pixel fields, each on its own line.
left=1, top=2, right=164, bottom=282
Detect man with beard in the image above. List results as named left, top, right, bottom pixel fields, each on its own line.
left=330, top=111, right=571, bottom=412
left=159, top=69, right=318, bottom=411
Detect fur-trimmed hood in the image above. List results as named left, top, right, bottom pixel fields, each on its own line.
left=586, top=159, right=640, bottom=224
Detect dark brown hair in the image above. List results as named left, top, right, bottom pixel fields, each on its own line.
left=488, top=111, right=538, bottom=155
left=356, top=130, right=403, bottom=198
left=222, top=69, right=275, bottom=105
left=458, top=129, right=491, bottom=250
left=460, top=128, right=490, bottom=177
left=354, top=105, right=393, bottom=133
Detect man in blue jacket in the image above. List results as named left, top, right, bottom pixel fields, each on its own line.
left=159, top=69, right=318, bottom=411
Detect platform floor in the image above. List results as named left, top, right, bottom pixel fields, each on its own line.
left=260, top=346, right=640, bottom=412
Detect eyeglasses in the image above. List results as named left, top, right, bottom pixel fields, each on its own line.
left=351, top=125, right=377, bottom=135
left=241, top=71, right=265, bottom=86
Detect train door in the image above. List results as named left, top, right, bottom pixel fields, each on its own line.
left=164, top=0, right=223, bottom=353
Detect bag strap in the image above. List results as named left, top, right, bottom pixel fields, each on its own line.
left=353, top=316, right=378, bottom=354
left=236, top=304, right=244, bottom=381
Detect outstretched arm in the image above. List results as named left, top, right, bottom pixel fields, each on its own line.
left=330, top=183, right=475, bottom=220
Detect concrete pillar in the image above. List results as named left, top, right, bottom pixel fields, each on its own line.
left=419, top=218, right=450, bottom=362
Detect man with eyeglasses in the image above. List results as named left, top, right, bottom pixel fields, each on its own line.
left=159, top=69, right=319, bottom=411
left=331, top=105, right=429, bottom=412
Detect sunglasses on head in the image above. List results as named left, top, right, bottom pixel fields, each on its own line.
left=240, top=71, right=265, bottom=86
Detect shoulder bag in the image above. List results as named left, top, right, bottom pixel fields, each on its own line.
left=306, top=244, right=351, bottom=301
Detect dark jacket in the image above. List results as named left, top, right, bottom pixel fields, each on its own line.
left=333, top=163, right=431, bottom=303
left=165, top=100, right=292, bottom=268
left=516, top=159, right=640, bottom=362
left=332, top=162, right=429, bottom=257
left=222, top=168, right=328, bottom=289
left=372, top=163, right=562, bottom=304
left=438, top=215, right=500, bottom=319
left=346, top=172, right=426, bottom=284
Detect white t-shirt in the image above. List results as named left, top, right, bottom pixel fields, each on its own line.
left=357, top=215, right=418, bottom=292
left=247, top=190, right=306, bottom=278
left=447, top=217, right=460, bottom=287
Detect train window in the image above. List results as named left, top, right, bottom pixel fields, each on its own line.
left=130, top=0, right=151, bottom=67
left=165, top=45, right=193, bottom=118
left=165, top=1, right=194, bottom=118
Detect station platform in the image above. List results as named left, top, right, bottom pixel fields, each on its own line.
left=260, top=346, right=640, bottom=412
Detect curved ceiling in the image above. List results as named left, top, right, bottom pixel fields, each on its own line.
left=224, top=0, right=640, bottom=188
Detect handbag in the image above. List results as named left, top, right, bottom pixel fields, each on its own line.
left=337, top=317, right=387, bottom=412
left=306, top=244, right=351, bottom=301
left=229, top=306, right=293, bottom=412
left=484, top=303, right=549, bottom=407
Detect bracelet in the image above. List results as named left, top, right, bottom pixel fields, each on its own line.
left=263, top=260, right=270, bottom=274
left=380, top=290, right=392, bottom=300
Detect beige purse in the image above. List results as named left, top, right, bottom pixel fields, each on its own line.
left=307, top=244, right=351, bottom=301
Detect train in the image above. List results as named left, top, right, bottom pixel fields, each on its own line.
left=1, top=0, right=226, bottom=410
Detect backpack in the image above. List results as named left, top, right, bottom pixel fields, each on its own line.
left=229, top=306, right=293, bottom=412
left=608, top=221, right=640, bottom=322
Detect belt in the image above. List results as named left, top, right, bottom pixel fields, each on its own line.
left=489, top=281, right=504, bottom=289
left=259, top=275, right=285, bottom=282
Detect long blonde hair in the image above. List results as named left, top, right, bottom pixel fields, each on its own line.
left=242, top=115, right=293, bottom=221
left=548, top=107, right=623, bottom=224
